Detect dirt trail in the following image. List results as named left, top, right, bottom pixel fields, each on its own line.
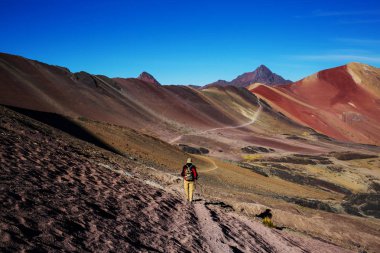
left=194, top=203, right=234, bottom=253
left=169, top=101, right=263, bottom=144
left=169, top=101, right=263, bottom=173
left=198, top=155, right=218, bottom=173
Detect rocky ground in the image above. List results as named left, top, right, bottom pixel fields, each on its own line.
left=0, top=106, right=357, bottom=252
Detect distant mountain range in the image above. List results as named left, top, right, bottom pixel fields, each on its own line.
left=0, top=52, right=278, bottom=138
left=204, top=65, right=292, bottom=88
left=1, top=52, right=379, bottom=145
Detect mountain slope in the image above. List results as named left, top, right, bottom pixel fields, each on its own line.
left=0, top=53, right=155, bottom=130
left=0, top=104, right=358, bottom=253
left=204, top=65, right=291, bottom=88
left=0, top=52, right=316, bottom=154
left=0, top=53, right=249, bottom=137
left=249, top=63, right=380, bottom=145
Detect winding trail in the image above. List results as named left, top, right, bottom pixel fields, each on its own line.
left=169, top=100, right=263, bottom=144
left=198, top=155, right=218, bottom=173
left=169, top=100, right=263, bottom=174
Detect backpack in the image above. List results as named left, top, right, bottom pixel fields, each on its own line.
left=184, top=164, right=194, bottom=181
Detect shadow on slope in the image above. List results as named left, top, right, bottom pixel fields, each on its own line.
left=3, top=104, right=122, bottom=155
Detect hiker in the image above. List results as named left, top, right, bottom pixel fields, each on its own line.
left=181, top=158, right=198, bottom=203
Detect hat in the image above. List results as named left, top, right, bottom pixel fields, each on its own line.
left=187, top=158, right=192, bottom=163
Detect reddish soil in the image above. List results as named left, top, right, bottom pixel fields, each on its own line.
left=250, top=65, right=380, bottom=145
left=251, top=84, right=349, bottom=141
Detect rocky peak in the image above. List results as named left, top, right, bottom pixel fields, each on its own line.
left=256, top=65, right=272, bottom=74
left=204, top=65, right=291, bottom=88
left=231, top=66, right=291, bottom=87
left=137, top=72, right=161, bottom=85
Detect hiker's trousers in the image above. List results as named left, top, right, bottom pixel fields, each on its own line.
left=184, top=180, right=195, bottom=202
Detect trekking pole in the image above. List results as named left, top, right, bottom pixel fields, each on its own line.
left=196, top=179, right=203, bottom=201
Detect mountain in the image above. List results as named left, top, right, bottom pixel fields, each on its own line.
left=137, top=71, right=161, bottom=85
left=204, top=65, right=291, bottom=88
left=206, top=79, right=230, bottom=87
left=0, top=52, right=309, bottom=150
left=2, top=51, right=379, bottom=146
left=2, top=52, right=380, bottom=252
left=249, top=63, right=380, bottom=145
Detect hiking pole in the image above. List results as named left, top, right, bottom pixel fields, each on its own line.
left=195, top=178, right=204, bottom=201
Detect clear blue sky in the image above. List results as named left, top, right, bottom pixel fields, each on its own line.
left=1, top=0, right=380, bottom=85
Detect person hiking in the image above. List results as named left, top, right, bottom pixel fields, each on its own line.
left=181, top=158, right=198, bottom=203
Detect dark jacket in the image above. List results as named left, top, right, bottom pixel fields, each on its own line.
left=181, top=163, right=198, bottom=181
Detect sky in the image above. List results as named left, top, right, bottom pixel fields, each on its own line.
left=1, top=0, right=380, bottom=85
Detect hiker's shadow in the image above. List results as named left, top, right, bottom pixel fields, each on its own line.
left=256, top=209, right=272, bottom=219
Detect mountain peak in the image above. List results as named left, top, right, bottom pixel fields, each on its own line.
left=137, top=72, right=161, bottom=85
left=256, top=64, right=271, bottom=73
left=204, top=65, right=291, bottom=88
